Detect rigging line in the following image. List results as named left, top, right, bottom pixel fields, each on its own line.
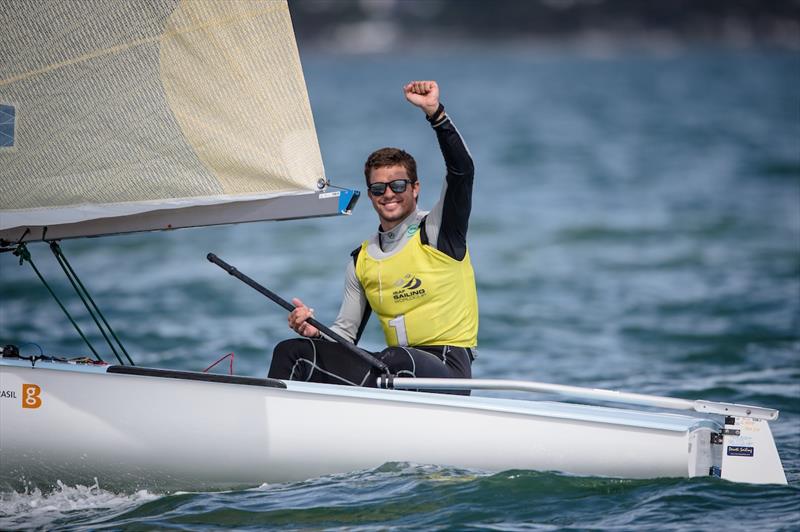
left=19, top=342, right=44, bottom=356
left=0, top=228, right=31, bottom=248
left=13, top=243, right=103, bottom=362
left=50, top=242, right=134, bottom=365
left=49, top=242, right=126, bottom=366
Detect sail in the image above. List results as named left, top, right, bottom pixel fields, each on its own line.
left=0, top=0, right=356, bottom=242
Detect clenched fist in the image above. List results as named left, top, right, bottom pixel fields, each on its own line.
left=404, top=80, right=440, bottom=117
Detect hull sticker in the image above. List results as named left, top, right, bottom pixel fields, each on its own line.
left=727, top=446, right=754, bottom=457
left=22, top=383, right=42, bottom=409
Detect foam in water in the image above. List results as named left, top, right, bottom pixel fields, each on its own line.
left=0, top=478, right=158, bottom=530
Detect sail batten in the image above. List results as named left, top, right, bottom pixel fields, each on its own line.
left=0, top=0, right=339, bottom=238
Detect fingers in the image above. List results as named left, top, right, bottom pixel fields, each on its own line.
left=298, top=321, right=319, bottom=338
left=289, top=307, right=313, bottom=328
left=288, top=297, right=309, bottom=328
left=404, top=80, right=437, bottom=95
left=288, top=297, right=316, bottom=336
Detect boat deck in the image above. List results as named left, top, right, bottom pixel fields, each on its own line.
left=0, top=358, right=718, bottom=434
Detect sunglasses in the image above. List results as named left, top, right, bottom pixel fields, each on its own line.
left=367, top=178, right=415, bottom=196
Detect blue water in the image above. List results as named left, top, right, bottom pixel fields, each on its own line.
left=1, top=49, right=799, bottom=530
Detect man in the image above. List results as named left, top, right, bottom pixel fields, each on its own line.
left=268, top=80, right=477, bottom=390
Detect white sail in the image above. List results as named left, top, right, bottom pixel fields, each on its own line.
left=0, top=0, right=354, bottom=241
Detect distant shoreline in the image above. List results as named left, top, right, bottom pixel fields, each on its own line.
left=296, top=32, right=800, bottom=57
left=289, top=0, right=800, bottom=55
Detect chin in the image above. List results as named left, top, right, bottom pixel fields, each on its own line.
left=381, top=208, right=409, bottom=222
left=381, top=211, right=401, bottom=221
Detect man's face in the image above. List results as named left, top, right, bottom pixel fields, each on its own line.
left=367, top=165, right=420, bottom=230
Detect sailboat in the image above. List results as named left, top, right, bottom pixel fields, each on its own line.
left=0, top=1, right=787, bottom=492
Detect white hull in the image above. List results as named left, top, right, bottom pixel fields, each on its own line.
left=0, top=359, right=785, bottom=491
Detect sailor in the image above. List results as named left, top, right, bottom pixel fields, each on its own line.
left=269, top=81, right=477, bottom=393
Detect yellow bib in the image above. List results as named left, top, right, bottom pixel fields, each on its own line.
left=355, top=231, right=478, bottom=347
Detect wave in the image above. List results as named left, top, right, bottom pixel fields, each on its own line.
left=4, top=465, right=796, bottom=531
left=0, top=479, right=158, bottom=532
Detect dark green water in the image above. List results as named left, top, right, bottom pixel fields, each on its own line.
left=1, top=49, right=798, bottom=530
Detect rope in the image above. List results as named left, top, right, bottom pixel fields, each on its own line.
left=203, top=352, right=234, bottom=375
left=13, top=243, right=103, bottom=362
left=49, top=242, right=134, bottom=365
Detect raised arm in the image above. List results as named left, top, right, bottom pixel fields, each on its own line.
left=405, top=81, right=474, bottom=260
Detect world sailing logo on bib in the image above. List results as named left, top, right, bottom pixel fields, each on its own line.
left=392, top=273, right=426, bottom=302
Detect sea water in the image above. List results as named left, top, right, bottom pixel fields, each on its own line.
left=1, top=49, right=798, bottom=530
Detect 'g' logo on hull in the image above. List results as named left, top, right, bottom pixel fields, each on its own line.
left=22, top=384, right=42, bottom=409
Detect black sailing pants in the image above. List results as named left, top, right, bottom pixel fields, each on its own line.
left=268, top=339, right=473, bottom=395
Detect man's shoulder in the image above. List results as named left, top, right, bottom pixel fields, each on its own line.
left=350, top=244, right=362, bottom=264
left=349, top=233, right=376, bottom=265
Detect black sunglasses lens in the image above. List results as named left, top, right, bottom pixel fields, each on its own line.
left=369, top=183, right=388, bottom=195
left=369, top=179, right=412, bottom=195
left=389, top=180, right=408, bottom=193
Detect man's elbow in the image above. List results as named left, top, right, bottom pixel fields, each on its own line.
left=464, top=159, right=475, bottom=179
left=447, top=159, right=475, bottom=179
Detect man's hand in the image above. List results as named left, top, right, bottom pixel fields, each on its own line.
left=288, top=297, right=320, bottom=338
left=404, top=80, right=440, bottom=117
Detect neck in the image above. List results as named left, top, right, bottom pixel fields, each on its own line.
left=379, top=210, right=418, bottom=234
left=377, top=210, right=422, bottom=251
left=379, top=220, right=401, bottom=232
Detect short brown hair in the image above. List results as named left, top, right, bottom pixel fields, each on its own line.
left=364, top=147, right=417, bottom=186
